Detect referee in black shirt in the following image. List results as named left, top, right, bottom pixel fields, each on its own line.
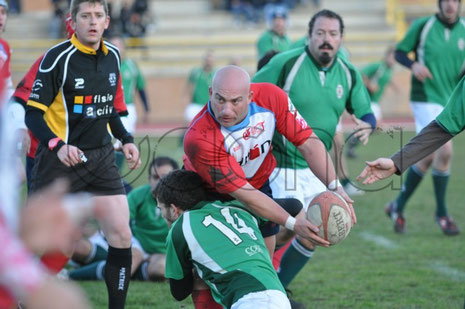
left=25, top=1, right=140, bottom=308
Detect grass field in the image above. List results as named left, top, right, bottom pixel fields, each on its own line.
left=79, top=128, right=465, bottom=308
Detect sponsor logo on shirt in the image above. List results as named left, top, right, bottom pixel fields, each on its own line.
left=245, top=244, right=262, bottom=256
left=72, top=93, right=114, bottom=117
left=242, top=121, right=265, bottom=140
left=75, top=78, right=85, bottom=89
left=336, top=84, right=344, bottom=99
left=109, top=73, right=117, bottom=86
left=237, top=140, right=271, bottom=166
left=32, top=79, right=43, bottom=92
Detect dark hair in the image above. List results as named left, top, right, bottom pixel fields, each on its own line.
left=153, top=170, right=206, bottom=211
left=308, top=9, right=344, bottom=36
left=70, top=0, right=109, bottom=21
left=257, top=50, right=280, bottom=71
left=149, top=156, right=179, bottom=176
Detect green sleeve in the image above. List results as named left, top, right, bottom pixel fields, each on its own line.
left=164, top=218, right=192, bottom=280
left=252, top=58, right=282, bottom=85
left=127, top=190, right=139, bottom=221
left=347, top=66, right=373, bottom=118
left=361, top=62, right=380, bottom=78
left=396, top=17, right=429, bottom=53
left=436, top=78, right=465, bottom=135
left=257, top=31, right=273, bottom=59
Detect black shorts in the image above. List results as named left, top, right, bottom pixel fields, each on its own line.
left=30, top=142, right=125, bottom=196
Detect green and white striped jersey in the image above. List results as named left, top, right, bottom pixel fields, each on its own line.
left=397, top=15, right=465, bottom=106
left=165, top=200, right=284, bottom=308
left=436, top=75, right=465, bottom=135
left=252, top=46, right=372, bottom=168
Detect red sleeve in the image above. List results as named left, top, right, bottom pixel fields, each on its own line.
left=253, top=83, right=313, bottom=146
left=0, top=39, right=11, bottom=79
left=114, top=74, right=128, bottom=115
left=13, top=55, right=43, bottom=104
left=183, top=119, right=248, bottom=194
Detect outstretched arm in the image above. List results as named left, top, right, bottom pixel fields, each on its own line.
left=357, top=120, right=453, bottom=184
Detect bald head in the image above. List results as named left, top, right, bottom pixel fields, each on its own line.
left=212, top=65, right=250, bottom=92
left=209, top=66, right=253, bottom=127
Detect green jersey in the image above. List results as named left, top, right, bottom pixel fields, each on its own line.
left=252, top=46, right=372, bottom=168
left=361, top=61, right=394, bottom=103
left=436, top=75, right=465, bottom=135
left=121, top=58, right=145, bottom=105
left=165, top=200, right=284, bottom=308
left=188, top=67, right=214, bottom=106
left=396, top=15, right=465, bottom=106
left=256, top=30, right=292, bottom=59
left=128, top=184, right=170, bottom=254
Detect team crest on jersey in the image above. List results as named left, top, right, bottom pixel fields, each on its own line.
left=243, top=121, right=265, bottom=140
left=458, top=38, right=465, bottom=51
left=336, top=84, right=344, bottom=99
left=32, top=79, right=43, bottom=92
left=109, top=73, right=117, bottom=86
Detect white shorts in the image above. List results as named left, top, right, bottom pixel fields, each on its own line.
left=336, top=119, right=342, bottom=132
left=89, top=231, right=148, bottom=259
left=410, top=102, right=444, bottom=134
left=231, top=290, right=291, bottom=309
left=120, top=104, right=137, bottom=134
left=184, top=103, right=205, bottom=123
left=270, top=167, right=327, bottom=211
left=371, top=103, right=382, bottom=121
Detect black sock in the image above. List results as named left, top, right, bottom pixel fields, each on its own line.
left=104, top=246, right=132, bottom=309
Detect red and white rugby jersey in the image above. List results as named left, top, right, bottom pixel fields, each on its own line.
left=184, top=82, right=312, bottom=194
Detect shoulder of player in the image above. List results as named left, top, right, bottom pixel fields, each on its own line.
left=184, top=111, right=222, bottom=146
left=103, top=40, right=122, bottom=60
left=251, top=82, right=284, bottom=95
left=128, top=184, right=151, bottom=199
left=411, top=15, right=436, bottom=30
left=39, top=39, right=74, bottom=71
left=0, top=37, right=10, bottom=51
left=270, top=46, right=305, bottom=64
left=335, top=57, right=361, bottom=77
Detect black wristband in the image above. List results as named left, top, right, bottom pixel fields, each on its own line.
left=53, top=140, right=66, bottom=153
left=121, top=133, right=134, bottom=145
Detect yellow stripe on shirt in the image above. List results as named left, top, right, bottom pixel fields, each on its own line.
left=27, top=100, right=48, bottom=112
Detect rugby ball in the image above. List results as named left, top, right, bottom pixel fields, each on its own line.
left=306, top=191, right=352, bottom=245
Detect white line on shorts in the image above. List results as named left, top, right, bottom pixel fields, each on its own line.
left=358, top=231, right=399, bottom=249
left=430, top=261, right=465, bottom=282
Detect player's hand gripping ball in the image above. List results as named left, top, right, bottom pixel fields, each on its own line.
left=306, top=191, right=352, bottom=245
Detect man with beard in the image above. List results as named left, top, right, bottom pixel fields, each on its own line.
left=384, top=0, right=463, bottom=236
left=253, top=9, right=374, bottom=295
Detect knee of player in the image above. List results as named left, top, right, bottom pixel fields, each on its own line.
left=106, top=225, right=132, bottom=248
left=147, top=253, right=166, bottom=281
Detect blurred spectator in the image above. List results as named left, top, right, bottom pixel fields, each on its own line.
left=231, top=0, right=256, bottom=27
left=9, top=0, right=21, bottom=14
left=49, top=0, right=68, bottom=39
left=183, top=50, right=215, bottom=123
left=256, top=6, right=291, bottom=59
left=119, top=0, right=151, bottom=38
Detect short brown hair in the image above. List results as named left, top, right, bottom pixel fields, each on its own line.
left=70, top=0, right=108, bottom=21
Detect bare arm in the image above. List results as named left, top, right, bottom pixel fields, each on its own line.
left=230, top=183, right=329, bottom=247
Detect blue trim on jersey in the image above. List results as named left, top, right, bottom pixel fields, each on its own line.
left=360, top=113, right=376, bottom=131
